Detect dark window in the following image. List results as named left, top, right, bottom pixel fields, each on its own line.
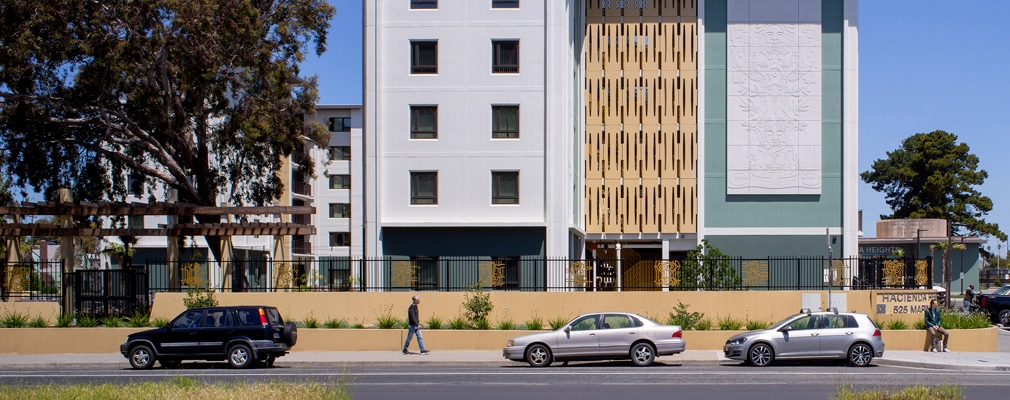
left=491, top=105, right=519, bottom=138
left=328, top=117, right=351, bottom=132
left=410, top=171, right=438, bottom=204
left=172, top=310, right=204, bottom=329
left=203, top=309, right=231, bottom=328
left=411, top=0, right=437, bottom=9
left=329, top=175, right=350, bottom=189
left=329, top=232, right=351, bottom=247
left=329, top=146, right=351, bottom=161
left=492, top=40, right=519, bottom=73
left=492, top=0, right=519, bottom=8
left=492, top=171, right=519, bottom=204
left=411, top=41, right=438, bottom=74
left=410, top=106, right=438, bottom=139
left=329, top=203, right=350, bottom=219
left=128, top=174, right=144, bottom=197
left=235, top=309, right=261, bottom=326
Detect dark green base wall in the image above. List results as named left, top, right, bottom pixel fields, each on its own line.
left=381, top=227, right=546, bottom=257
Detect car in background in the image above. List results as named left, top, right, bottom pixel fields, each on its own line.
left=502, top=312, right=685, bottom=367
left=978, top=285, right=1010, bottom=326
left=121, top=305, right=297, bottom=369
left=723, top=309, right=884, bottom=367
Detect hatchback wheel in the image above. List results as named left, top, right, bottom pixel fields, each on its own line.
left=525, top=344, right=553, bottom=367
left=228, top=344, right=254, bottom=369
left=999, top=310, right=1010, bottom=326
left=129, top=345, right=156, bottom=370
left=747, top=343, right=774, bottom=367
left=848, top=343, right=873, bottom=367
left=630, top=343, right=655, bottom=367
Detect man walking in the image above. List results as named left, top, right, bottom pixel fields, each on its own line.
left=402, top=295, right=429, bottom=354
left=925, top=299, right=949, bottom=352
left=963, top=284, right=977, bottom=311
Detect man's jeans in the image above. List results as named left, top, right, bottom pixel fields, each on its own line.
left=403, top=325, right=426, bottom=352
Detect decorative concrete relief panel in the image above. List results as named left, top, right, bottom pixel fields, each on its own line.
left=726, top=0, right=821, bottom=195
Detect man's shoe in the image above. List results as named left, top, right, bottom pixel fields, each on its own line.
left=402, top=350, right=409, bottom=355
left=420, top=350, right=430, bottom=354
left=943, top=348, right=950, bottom=352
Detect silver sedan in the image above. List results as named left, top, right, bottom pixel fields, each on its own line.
left=503, top=312, right=686, bottom=367
left=723, top=310, right=885, bottom=367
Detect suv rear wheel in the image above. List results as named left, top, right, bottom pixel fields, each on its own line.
left=228, top=344, right=254, bottom=369
left=129, top=345, right=156, bottom=370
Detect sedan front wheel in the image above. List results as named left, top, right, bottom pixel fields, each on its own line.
left=747, top=343, right=774, bottom=367
left=525, top=344, right=553, bottom=368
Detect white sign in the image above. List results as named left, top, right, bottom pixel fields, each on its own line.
left=802, top=293, right=821, bottom=312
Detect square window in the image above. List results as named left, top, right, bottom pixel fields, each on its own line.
left=410, top=106, right=438, bottom=139
left=329, top=146, right=351, bottom=161
left=411, top=41, right=438, bottom=74
left=329, top=232, right=351, bottom=247
left=492, top=0, right=519, bottom=8
left=410, top=171, right=438, bottom=204
left=492, top=171, right=519, bottom=204
left=328, top=117, right=351, bottom=132
left=492, top=105, right=519, bottom=138
left=410, top=0, right=437, bottom=9
left=128, top=174, right=145, bottom=197
left=329, top=175, right=350, bottom=189
left=329, top=203, right=351, bottom=219
left=492, top=40, right=519, bottom=73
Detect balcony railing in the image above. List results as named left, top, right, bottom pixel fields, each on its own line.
left=291, top=180, right=312, bottom=196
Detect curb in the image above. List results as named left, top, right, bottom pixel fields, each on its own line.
left=874, top=358, right=1010, bottom=372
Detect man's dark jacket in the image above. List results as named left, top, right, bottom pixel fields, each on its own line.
left=408, top=303, right=419, bottom=327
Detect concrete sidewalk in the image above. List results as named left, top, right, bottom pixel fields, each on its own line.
left=1, top=350, right=1008, bottom=371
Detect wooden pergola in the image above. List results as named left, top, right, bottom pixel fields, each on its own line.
left=1, top=189, right=315, bottom=313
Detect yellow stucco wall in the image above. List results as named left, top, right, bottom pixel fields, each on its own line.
left=0, top=302, right=60, bottom=325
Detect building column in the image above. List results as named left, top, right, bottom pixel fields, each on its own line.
left=59, top=189, right=75, bottom=315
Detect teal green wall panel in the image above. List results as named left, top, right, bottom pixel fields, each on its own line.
left=705, top=235, right=844, bottom=258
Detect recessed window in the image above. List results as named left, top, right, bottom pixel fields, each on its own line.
left=492, top=106, right=519, bottom=138
left=411, top=0, right=437, bottom=9
left=329, top=175, right=350, bottom=189
left=329, top=146, right=351, bottom=161
left=410, top=172, right=438, bottom=205
left=492, top=0, right=519, bottom=8
left=492, top=171, right=519, bottom=204
left=329, top=232, right=351, bottom=247
left=328, top=117, right=351, bottom=132
left=329, top=203, right=351, bottom=219
left=410, top=106, right=438, bottom=139
left=492, top=40, right=519, bottom=73
left=411, top=41, right=438, bottom=74
left=128, top=173, right=145, bottom=197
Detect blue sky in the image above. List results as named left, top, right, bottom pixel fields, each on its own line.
left=301, top=1, right=1010, bottom=250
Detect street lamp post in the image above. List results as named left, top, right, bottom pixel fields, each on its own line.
left=916, top=228, right=929, bottom=261
left=959, top=235, right=965, bottom=295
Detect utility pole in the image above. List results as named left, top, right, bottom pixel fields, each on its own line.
left=916, top=228, right=929, bottom=260
left=826, top=228, right=832, bottom=311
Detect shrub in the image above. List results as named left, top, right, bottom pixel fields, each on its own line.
left=525, top=313, right=544, bottom=330
left=462, top=282, right=494, bottom=328
left=425, top=315, right=443, bottom=330
left=101, top=315, right=124, bottom=328
left=324, top=318, right=347, bottom=329
left=150, top=317, right=170, bottom=328
left=374, top=304, right=400, bottom=329
left=831, top=383, right=962, bottom=400
left=912, top=320, right=927, bottom=330
left=56, top=313, right=75, bottom=328
left=448, top=315, right=469, bottom=330
left=473, top=318, right=491, bottom=330
left=182, top=288, right=219, bottom=309
left=548, top=315, right=569, bottom=331
left=28, top=315, right=49, bottom=328
left=351, top=323, right=365, bottom=329
left=666, top=301, right=705, bottom=330
left=496, top=319, right=515, bottom=330
left=303, top=312, right=320, bottom=329
left=884, top=319, right=908, bottom=330
left=0, top=310, right=30, bottom=328
left=76, top=314, right=99, bottom=328
left=745, top=320, right=770, bottom=330
left=127, top=308, right=151, bottom=328
left=716, top=315, right=744, bottom=330
left=940, top=310, right=991, bottom=329
left=695, top=318, right=713, bottom=331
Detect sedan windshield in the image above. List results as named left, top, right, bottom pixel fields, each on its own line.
left=994, top=286, right=1010, bottom=296
left=767, top=314, right=803, bottom=330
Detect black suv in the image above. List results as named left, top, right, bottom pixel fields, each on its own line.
left=121, top=305, right=297, bottom=369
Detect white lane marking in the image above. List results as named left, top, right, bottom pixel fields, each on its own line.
left=2, top=371, right=1009, bottom=378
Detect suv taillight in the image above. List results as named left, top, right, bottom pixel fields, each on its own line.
left=872, top=329, right=881, bottom=337
left=259, top=308, right=268, bottom=326
left=981, top=297, right=987, bottom=307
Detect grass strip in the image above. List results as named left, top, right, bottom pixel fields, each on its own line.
left=0, top=376, right=352, bottom=400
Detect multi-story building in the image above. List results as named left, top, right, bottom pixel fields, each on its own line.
left=363, top=0, right=859, bottom=267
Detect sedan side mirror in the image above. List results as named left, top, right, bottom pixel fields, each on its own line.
left=563, top=326, right=571, bottom=333
left=779, top=325, right=792, bottom=332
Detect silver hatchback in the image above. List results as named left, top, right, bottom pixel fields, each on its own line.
left=723, top=309, right=884, bottom=367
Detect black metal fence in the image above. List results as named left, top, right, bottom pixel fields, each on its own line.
left=67, top=269, right=149, bottom=317
left=0, top=260, right=63, bottom=302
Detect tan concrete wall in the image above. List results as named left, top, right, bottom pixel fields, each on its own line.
left=0, top=327, right=997, bottom=354
left=0, top=302, right=60, bottom=325
left=151, top=291, right=879, bottom=327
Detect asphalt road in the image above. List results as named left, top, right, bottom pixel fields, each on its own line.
left=2, top=362, right=1008, bottom=399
